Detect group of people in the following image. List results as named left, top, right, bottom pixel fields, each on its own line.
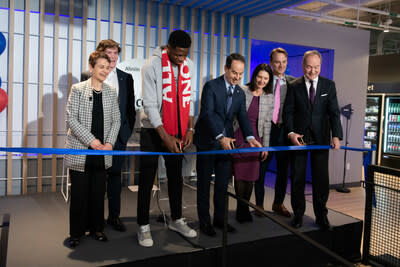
left=64, top=29, right=342, bottom=249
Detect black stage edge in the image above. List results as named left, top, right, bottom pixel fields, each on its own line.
left=106, top=222, right=362, bottom=267
left=0, top=184, right=362, bottom=267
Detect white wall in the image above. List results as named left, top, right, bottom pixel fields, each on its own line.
left=251, top=14, right=370, bottom=185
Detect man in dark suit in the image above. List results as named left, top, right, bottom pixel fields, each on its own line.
left=254, top=47, right=295, bottom=218
left=81, top=39, right=135, bottom=232
left=194, top=53, right=262, bottom=236
left=283, top=50, right=342, bottom=231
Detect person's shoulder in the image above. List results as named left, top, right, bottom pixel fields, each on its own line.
left=116, top=68, right=128, bottom=76
left=290, top=76, right=304, bottom=86
left=240, top=84, right=249, bottom=91
left=286, top=74, right=296, bottom=82
left=72, top=80, right=89, bottom=90
left=205, top=75, right=224, bottom=88
left=318, top=75, right=333, bottom=84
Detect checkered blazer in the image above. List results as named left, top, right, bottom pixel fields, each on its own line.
left=234, top=85, right=274, bottom=147
left=64, top=79, right=121, bottom=172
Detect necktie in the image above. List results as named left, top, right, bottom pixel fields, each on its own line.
left=272, top=78, right=281, bottom=124
left=226, top=85, right=233, bottom=114
left=309, top=80, right=315, bottom=105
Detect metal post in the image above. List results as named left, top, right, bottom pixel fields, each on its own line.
left=337, top=117, right=351, bottom=193
left=221, top=192, right=228, bottom=267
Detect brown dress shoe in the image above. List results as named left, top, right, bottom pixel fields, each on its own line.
left=272, top=203, right=291, bottom=217
left=254, top=205, right=265, bottom=217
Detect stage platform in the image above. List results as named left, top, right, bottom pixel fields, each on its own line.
left=0, top=180, right=362, bottom=267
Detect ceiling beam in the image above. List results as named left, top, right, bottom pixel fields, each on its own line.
left=276, top=8, right=400, bottom=32
left=317, top=0, right=400, bottom=18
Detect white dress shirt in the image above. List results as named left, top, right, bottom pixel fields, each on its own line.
left=105, top=68, right=119, bottom=96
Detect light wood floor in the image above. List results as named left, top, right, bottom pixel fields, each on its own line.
left=313, top=186, right=365, bottom=220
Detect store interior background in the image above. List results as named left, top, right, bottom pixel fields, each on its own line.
left=1, top=0, right=400, bottom=195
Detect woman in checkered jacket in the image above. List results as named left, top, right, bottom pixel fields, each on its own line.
left=65, top=51, right=121, bottom=248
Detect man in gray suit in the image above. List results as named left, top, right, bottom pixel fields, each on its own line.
left=254, top=47, right=295, bottom=218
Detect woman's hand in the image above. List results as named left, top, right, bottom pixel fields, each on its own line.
left=90, top=139, right=104, bottom=150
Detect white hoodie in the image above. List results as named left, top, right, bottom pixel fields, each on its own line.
left=140, top=46, right=197, bottom=129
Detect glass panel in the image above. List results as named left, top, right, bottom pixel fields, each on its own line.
left=384, top=96, right=400, bottom=154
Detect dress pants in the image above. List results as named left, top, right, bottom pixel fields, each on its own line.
left=196, top=151, right=232, bottom=225
left=254, top=122, right=290, bottom=206
left=137, top=128, right=183, bottom=226
left=69, top=156, right=106, bottom=238
left=106, top=141, right=126, bottom=219
left=291, top=149, right=329, bottom=219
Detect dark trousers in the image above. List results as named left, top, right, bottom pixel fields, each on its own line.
left=291, top=149, right=329, bottom=219
left=196, top=151, right=232, bottom=225
left=254, top=122, right=290, bottom=206
left=69, top=156, right=106, bottom=238
left=106, top=144, right=126, bottom=218
left=137, top=128, right=183, bottom=226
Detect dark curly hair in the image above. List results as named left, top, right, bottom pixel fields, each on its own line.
left=247, top=63, right=273, bottom=94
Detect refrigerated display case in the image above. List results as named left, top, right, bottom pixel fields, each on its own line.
left=364, top=96, right=381, bottom=150
left=381, top=95, right=400, bottom=168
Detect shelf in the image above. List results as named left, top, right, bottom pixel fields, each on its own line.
left=365, top=120, right=378, bottom=123
left=365, top=112, right=379, bottom=115
left=364, top=137, right=376, bottom=141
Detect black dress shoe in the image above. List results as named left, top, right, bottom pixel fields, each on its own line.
left=107, top=216, right=127, bottom=232
left=68, top=237, right=80, bottom=248
left=93, top=231, right=108, bottom=242
left=291, top=216, right=303, bottom=229
left=316, top=216, right=332, bottom=231
left=236, top=211, right=253, bottom=223
left=200, top=223, right=216, bottom=236
left=213, top=222, right=237, bottom=233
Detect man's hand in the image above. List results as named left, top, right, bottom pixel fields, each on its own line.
left=90, top=139, right=104, bottom=150
left=219, top=137, right=235, bottom=150
left=163, top=134, right=182, bottom=153
left=102, top=143, right=113, bottom=150
left=331, top=137, right=341, bottom=150
left=156, top=125, right=182, bottom=153
left=182, top=130, right=193, bottom=150
left=288, top=132, right=304, bottom=146
left=261, top=151, right=268, bottom=161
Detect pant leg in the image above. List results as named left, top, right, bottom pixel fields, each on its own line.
left=310, top=149, right=330, bottom=219
left=213, top=154, right=232, bottom=224
left=163, top=154, right=183, bottom=221
left=254, top=154, right=271, bottom=206
left=290, top=150, right=308, bottom=217
left=107, top=142, right=127, bottom=218
left=271, top=125, right=291, bottom=205
left=107, top=170, right=122, bottom=218
left=69, top=169, right=90, bottom=238
left=87, top=156, right=107, bottom=232
left=196, top=152, right=215, bottom=225
left=137, top=129, right=160, bottom=226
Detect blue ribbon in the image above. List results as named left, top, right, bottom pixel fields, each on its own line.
left=0, top=145, right=375, bottom=156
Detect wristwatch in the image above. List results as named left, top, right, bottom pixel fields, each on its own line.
left=187, top=127, right=195, bottom=133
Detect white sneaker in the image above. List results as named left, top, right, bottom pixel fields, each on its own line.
left=168, top=218, right=197, bottom=238
left=137, top=224, right=153, bottom=247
